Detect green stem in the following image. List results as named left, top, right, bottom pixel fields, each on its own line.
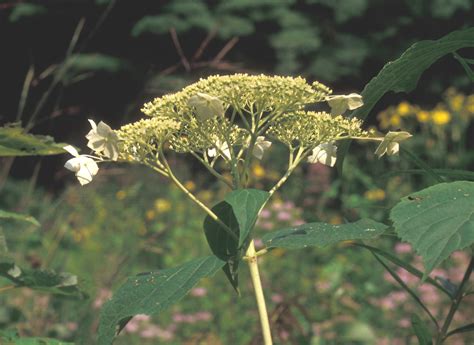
left=268, top=147, right=306, bottom=197
left=246, top=241, right=273, bottom=345
left=436, top=256, right=474, bottom=344
left=160, top=149, right=238, bottom=241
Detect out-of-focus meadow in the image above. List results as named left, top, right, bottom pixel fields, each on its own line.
left=0, top=1, right=473, bottom=344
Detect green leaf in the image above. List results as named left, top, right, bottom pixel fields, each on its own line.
left=225, top=189, right=269, bottom=247
left=370, top=252, right=438, bottom=327
left=382, top=169, right=474, bottom=181
left=337, top=28, right=474, bottom=171
left=0, top=209, right=40, bottom=227
left=0, top=259, right=86, bottom=299
left=0, top=123, right=67, bottom=157
left=203, top=189, right=269, bottom=291
left=411, top=314, right=433, bottom=345
left=354, top=244, right=452, bottom=298
left=0, top=329, right=73, bottom=344
left=263, top=219, right=387, bottom=249
left=9, top=3, right=47, bottom=22
left=400, top=147, right=444, bottom=183
left=390, top=181, right=474, bottom=275
left=446, top=323, right=474, bottom=338
left=131, top=15, right=188, bottom=37
left=97, top=256, right=225, bottom=345
left=62, top=54, right=127, bottom=83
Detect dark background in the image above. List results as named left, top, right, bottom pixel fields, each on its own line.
left=1, top=0, right=473, bottom=185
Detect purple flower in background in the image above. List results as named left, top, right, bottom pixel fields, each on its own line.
left=254, top=238, right=264, bottom=249
left=394, top=242, right=412, bottom=254
left=260, top=209, right=271, bottom=219
left=271, top=294, right=284, bottom=303
left=190, top=287, right=207, bottom=297
left=277, top=211, right=291, bottom=221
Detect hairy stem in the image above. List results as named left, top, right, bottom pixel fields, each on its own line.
left=246, top=241, right=273, bottom=345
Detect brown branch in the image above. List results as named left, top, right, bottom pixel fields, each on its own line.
left=212, top=37, right=239, bottom=64
left=192, top=28, right=218, bottom=61
left=169, top=28, right=191, bottom=71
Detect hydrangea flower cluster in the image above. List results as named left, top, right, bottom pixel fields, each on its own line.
left=63, top=74, right=411, bottom=186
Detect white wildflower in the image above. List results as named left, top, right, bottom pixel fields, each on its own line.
left=207, top=140, right=231, bottom=160
left=307, top=142, right=337, bottom=167
left=374, top=131, right=412, bottom=158
left=326, top=93, right=363, bottom=115
left=187, top=93, right=225, bottom=121
left=63, top=145, right=99, bottom=186
left=86, top=119, right=119, bottom=160
left=252, top=136, right=272, bottom=160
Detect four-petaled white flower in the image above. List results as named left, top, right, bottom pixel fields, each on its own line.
left=307, top=142, right=337, bottom=167
left=207, top=140, right=231, bottom=160
left=86, top=119, right=119, bottom=160
left=63, top=145, right=99, bottom=185
left=326, top=93, right=363, bottom=115
left=252, top=136, right=272, bottom=160
left=374, top=131, right=412, bottom=158
left=188, top=93, right=225, bottom=121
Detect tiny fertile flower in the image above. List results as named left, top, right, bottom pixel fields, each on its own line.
left=307, top=142, right=337, bottom=167
left=86, top=119, right=119, bottom=160
left=374, top=131, right=412, bottom=158
left=207, top=140, right=231, bottom=160
left=326, top=93, right=363, bottom=115
left=187, top=92, right=225, bottom=121
left=252, top=136, right=272, bottom=160
left=63, top=145, right=99, bottom=185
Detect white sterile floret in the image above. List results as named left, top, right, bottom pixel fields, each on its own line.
left=207, top=140, right=231, bottom=160
left=63, top=145, right=99, bottom=186
left=252, top=136, right=272, bottom=160
left=86, top=119, right=119, bottom=160
left=187, top=92, right=225, bottom=121
left=374, top=131, right=412, bottom=158
left=307, top=142, right=337, bottom=167
left=326, top=93, right=363, bottom=115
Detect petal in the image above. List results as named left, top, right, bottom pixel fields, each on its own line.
left=387, top=142, right=400, bottom=156
left=87, top=137, right=106, bottom=151
left=75, top=158, right=99, bottom=185
left=81, top=157, right=99, bottom=175
left=97, top=121, right=114, bottom=137
left=326, top=93, right=363, bottom=115
left=207, top=148, right=217, bottom=157
left=188, top=93, right=224, bottom=121
left=88, top=119, right=97, bottom=131
left=76, top=167, right=94, bottom=185
left=104, top=141, right=119, bottom=161
left=64, top=157, right=81, bottom=172
left=253, top=146, right=264, bottom=160
left=63, top=145, right=79, bottom=157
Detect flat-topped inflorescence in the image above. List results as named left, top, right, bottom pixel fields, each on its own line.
left=268, top=111, right=374, bottom=149
left=141, top=74, right=332, bottom=120
left=63, top=74, right=412, bottom=186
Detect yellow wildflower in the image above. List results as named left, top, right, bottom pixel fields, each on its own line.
left=364, top=189, right=386, bottom=201
left=116, top=190, right=126, bottom=200
left=154, top=198, right=172, bottom=213
left=449, top=94, right=464, bottom=112
left=416, top=110, right=430, bottom=123
left=389, top=115, right=401, bottom=127
left=329, top=215, right=343, bottom=224
left=466, top=95, right=474, bottom=113
left=184, top=180, right=196, bottom=192
left=397, top=102, right=411, bottom=116
left=145, top=209, right=155, bottom=220
left=252, top=164, right=266, bottom=178
left=431, top=109, right=451, bottom=125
